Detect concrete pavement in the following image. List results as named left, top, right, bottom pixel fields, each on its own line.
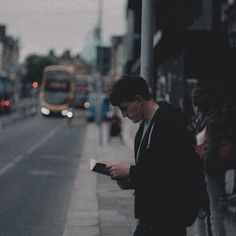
left=63, top=119, right=137, bottom=236
left=63, top=118, right=236, bottom=236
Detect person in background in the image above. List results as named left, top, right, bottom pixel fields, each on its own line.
left=106, top=74, right=201, bottom=236
left=108, top=112, right=123, bottom=144
left=191, top=87, right=226, bottom=236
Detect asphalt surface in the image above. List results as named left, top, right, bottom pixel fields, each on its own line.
left=0, top=113, right=86, bottom=236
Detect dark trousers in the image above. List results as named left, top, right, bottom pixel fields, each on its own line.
left=133, top=219, right=187, bottom=236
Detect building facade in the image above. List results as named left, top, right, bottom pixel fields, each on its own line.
left=0, top=25, right=19, bottom=80
left=123, top=0, right=235, bottom=118
left=0, top=25, right=19, bottom=112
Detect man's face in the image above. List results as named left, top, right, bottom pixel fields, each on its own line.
left=118, top=100, right=143, bottom=123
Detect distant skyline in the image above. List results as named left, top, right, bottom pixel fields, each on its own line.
left=0, top=0, right=127, bottom=62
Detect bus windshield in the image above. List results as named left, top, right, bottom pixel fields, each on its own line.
left=47, top=71, right=70, bottom=81
left=44, top=76, right=70, bottom=105
left=45, top=80, right=70, bottom=92
left=44, top=91, right=69, bottom=105
left=43, top=70, right=71, bottom=104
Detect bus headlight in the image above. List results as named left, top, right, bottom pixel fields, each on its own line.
left=84, top=101, right=90, bottom=109
left=67, top=111, right=73, bottom=118
left=61, top=109, right=68, bottom=116
left=41, top=107, right=50, bottom=115
left=61, top=109, right=73, bottom=118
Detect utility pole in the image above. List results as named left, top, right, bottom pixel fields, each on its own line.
left=96, top=0, right=103, bottom=146
left=140, top=0, right=155, bottom=95
left=98, top=0, right=103, bottom=42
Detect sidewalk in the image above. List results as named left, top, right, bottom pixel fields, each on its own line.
left=63, top=119, right=236, bottom=236
left=63, top=119, right=137, bottom=236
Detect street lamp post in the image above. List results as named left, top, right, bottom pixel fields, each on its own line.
left=140, top=0, right=155, bottom=94
left=96, top=0, right=103, bottom=146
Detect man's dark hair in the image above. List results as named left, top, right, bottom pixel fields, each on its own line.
left=109, top=74, right=151, bottom=106
left=191, top=87, right=210, bottom=114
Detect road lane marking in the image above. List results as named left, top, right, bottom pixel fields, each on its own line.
left=0, top=124, right=63, bottom=176
left=28, top=170, right=56, bottom=176
left=26, top=125, right=62, bottom=155
left=0, top=154, right=24, bottom=176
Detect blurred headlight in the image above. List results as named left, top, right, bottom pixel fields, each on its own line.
left=61, top=109, right=73, bottom=118
left=84, top=101, right=90, bottom=109
left=41, top=107, right=50, bottom=115
left=61, top=109, right=68, bottom=116
left=67, top=111, right=73, bottom=118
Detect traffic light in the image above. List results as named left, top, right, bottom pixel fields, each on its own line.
left=32, top=81, right=39, bottom=89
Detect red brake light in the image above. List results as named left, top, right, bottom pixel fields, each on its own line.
left=32, top=81, right=39, bottom=89
left=1, top=100, right=10, bottom=107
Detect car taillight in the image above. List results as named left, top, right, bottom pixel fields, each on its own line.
left=0, top=100, right=10, bottom=107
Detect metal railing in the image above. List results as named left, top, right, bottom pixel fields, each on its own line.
left=0, top=96, right=39, bottom=129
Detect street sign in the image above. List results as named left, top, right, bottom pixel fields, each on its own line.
left=96, top=46, right=111, bottom=75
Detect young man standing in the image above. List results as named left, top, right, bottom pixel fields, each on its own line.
left=107, top=75, right=203, bottom=236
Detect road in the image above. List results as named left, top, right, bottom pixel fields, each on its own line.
left=0, top=113, right=87, bottom=236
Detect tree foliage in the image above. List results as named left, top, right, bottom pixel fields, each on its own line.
left=23, top=54, right=56, bottom=85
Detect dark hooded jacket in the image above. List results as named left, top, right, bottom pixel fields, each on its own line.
left=129, top=101, right=204, bottom=226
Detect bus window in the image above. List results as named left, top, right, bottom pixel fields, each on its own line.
left=45, top=80, right=70, bottom=91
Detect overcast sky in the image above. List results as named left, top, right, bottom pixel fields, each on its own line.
left=0, top=0, right=127, bottom=62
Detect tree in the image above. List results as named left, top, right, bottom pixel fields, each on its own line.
left=23, top=54, right=56, bottom=85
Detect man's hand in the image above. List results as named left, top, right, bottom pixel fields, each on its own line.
left=106, top=163, right=130, bottom=179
